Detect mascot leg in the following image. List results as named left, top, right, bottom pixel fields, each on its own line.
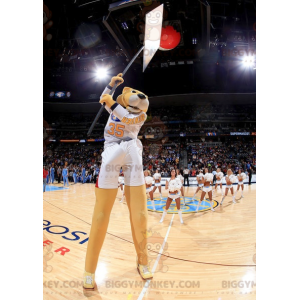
left=125, top=184, right=153, bottom=280
left=83, top=187, right=118, bottom=288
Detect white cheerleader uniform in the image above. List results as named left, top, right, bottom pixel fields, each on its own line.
left=225, top=175, right=236, bottom=188
left=145, top=176, right=153, bottom=193
left=237, top=173, right=246, bottom=185
left=177, top=174, right=184, bottom=185
left=202, top=173, right=214, bottom=193
left=96, top=85, right=147, bottom=189
left=153, top=173, right=162, bottom=186
left=167, top=178, right=181, bottom=200
left=197, top=173, right=204, bottom=187
left=216, top=172, right=224, bottom=184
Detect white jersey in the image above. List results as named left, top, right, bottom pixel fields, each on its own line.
left=118, top=176, right=124, bottom=184
left=153, top=173, right=161, bottom=181
left=101, top=86, right=147, bottom=146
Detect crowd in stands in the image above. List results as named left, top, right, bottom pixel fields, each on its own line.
left=44, top=103, right=256, bottom=141
left=43, top=138, right=256, bottom=184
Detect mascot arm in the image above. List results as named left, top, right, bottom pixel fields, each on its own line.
left=100, top=86, right=116, bottom=113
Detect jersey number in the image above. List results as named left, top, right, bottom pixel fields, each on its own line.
left=107, top=123, right=125, bottom=137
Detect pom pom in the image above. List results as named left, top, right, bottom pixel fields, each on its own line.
left=241, top=172, right=246, bottom=180
left=198, top=173, right=204, bottom=179
left=229, top=175, right=237, bottom=183
left=145, top=176, right=153, bottom=185
left=169, top=179, right=178, bottom=192
left=204, top=173, right=214, bottom=182
left=217, top=172, right=224, bottom=179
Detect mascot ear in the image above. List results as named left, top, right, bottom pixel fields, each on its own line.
left=122, top=87, right=131, bottom=94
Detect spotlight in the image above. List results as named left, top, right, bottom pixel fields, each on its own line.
left=96, top=68, right=107, bottom=78
left=243, top=57, right=253, bottom=67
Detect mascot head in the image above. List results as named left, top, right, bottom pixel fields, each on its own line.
left=117, top=87, right=149, bottom=114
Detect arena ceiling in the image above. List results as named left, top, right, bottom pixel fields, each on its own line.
left=44, top=0, right=256, bottom=102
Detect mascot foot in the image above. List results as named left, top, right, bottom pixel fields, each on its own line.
left=137, top=263, right=153, bottom=280
left=83, top=271, right=95, bottom=289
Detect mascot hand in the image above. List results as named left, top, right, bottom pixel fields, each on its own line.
left=100, top=94, right=116, bottom=108
left=109, top=73, right=124, bottom=87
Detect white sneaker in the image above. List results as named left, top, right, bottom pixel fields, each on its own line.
left=120, top=197, right=124, bottom=203
left=232, top=197, right=236, bottom=203
left=220, top=197, right=225, bottom=205
left=151, top=201, right=156, bottom=211
left=241, top=195, right=244, bottom=198
left=160, top=211, right=167, bottom=222
left=211, top=207, right=215, bottom=212
left=178, top=210, right=184, bottom=223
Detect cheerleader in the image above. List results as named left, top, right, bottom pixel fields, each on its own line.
left=73, top=166, right=78, bottom=184
left=160, top=169, right=183, bottom=224
left=220, top=169, right=237, bottom=205
left=214, top=168, right=224, bottom=196
left=144, top=170, right=156, bottom=211
left=192, top=170, right=204, bottom=201
left=118, top=173, right=126, bottom=203
left=152, top=169, right=163, bottom=200
left=235, top=169, right=246, bottom=198
left=196, top=168, right=215, bottom=212
left=176, top=169, right=185, bottom=205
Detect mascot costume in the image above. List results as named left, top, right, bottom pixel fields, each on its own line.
left=83, top=73, right=152, bottom=289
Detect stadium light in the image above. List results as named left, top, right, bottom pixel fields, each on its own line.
left=96, top=68, right=107, bottom=79
left=243, top=56, right=253, bottom=67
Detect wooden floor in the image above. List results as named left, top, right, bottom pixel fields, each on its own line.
left=43, top=183, right=256, bottom=300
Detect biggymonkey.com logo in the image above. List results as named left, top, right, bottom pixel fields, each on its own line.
left=138, top=229, right=169, bottom=273
left=222, top=281, right=256, bottom=288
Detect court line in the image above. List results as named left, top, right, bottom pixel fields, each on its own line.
left=43, top=199, right=255, bottom=267
left=137, top=214, right=175, bottom=300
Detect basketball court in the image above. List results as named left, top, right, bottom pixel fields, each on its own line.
left=43, top=183, right=256, bottom=299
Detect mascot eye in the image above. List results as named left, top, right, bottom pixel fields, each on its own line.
left=131, top=90, right=137, bottom=93
left=147, top=13, right=151, bottom=18
left=156, top=244, right=161, bottom=250
left=147, top=245, right=151, bottom=250
left=156, top=12, right=162, bottom=18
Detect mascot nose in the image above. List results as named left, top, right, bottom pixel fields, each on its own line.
left=137, top=94, right=146, bottom=100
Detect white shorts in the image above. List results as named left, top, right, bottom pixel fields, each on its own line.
left=203, top=186, right=212, bottom=193
left=226, top=185, right=232, bottom=189
left=198, top=184, right=204, bottom=187
left=216, top=180, right=222, bottom=184
left=168, top=192, right=180, bottom=200
left=238, top=182, right=244, bottom=186
left=97, top=139, right=144, bottom=189
left=155, top=182, right=161, bottom=187
left=146, top=187, right=153, bottom=193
